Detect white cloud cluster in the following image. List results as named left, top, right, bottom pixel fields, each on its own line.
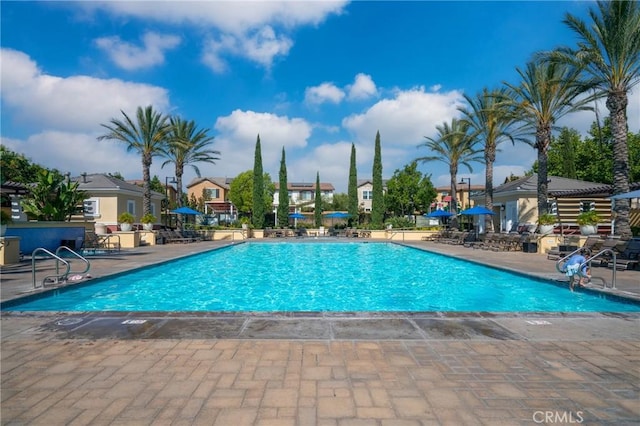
left=305, top=74, right=377, bottom=105
left=0, top=48, right=170, bottom=133
left=202, top=26, right=293, bottom=73
left=95, top=31, right=181, bottom=71
left=82, top=1, right=348, bottom=72
left=342, top=86, right=465, bottom=146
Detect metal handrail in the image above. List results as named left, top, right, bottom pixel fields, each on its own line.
left=231, top=230, right=246, bottom=240
left=55, top=246, right=91, bottom=277
left=556, top=248, right=617, bottom=289
left=32, top=248, right=70, bottom=289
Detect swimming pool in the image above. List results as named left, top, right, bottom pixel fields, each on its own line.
left=4, top=242, right=639, bottom=312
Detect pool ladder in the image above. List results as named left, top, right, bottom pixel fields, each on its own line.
left=555, top=248, right=617, bottom=289
left=31, top=246, right=91, bottom=289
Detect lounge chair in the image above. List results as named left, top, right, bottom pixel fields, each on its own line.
left=605, top=239, right=640, bottom=270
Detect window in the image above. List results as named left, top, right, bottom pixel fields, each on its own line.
left=150, top=203, right=156, bottom=216
left=579, top=200, right=595, bottom=213
left=83, top=198, right=99, bottom=217
left=205, top=188, right=220, bottom=199
left=363, top=190, right=373, bottom=200
left=127, top=200, right=135, bottom=215
left=301, top=191, right=312, bottom=201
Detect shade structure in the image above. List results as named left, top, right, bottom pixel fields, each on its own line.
left=171, top=206, right=203, bottom=215
left=460, top=206, right=495, bottom=216
left=288, top=212, right=305, bottom=219
left=324, top=212, right=350, bottom=218
left=610, top=189, right=640, bottom=199
left=425, top=210, right=454, bottom=218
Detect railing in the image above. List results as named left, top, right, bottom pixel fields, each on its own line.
left=32, top=248, right=70, bottom=289
left=232, top=230, right=246, bottom=241
left=556, top=248, right=617, bottom=289
left=55, top=246, right=91, bottom=277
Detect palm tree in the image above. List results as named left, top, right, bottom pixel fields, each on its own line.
left=163, top=117, right=220, bottom=210
left=544, top=0, right=640, bottom=239
left=504, top=60, right=592, bottom=216
left=98, top=105, right=170, bottom=216
left=458, top=87, right=522, bottom=231
left=416, top=118, right=482, bottom=226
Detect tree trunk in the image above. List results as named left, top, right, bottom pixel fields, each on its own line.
left=449, top=169, right=459, bottom=229
left=142, top=156, right=152, bottom=217
left=484, top=145, right=495, bottom=232
left=607, top=91, right=632, bottom=239
left=176, top=169, right=184, bottom=232
left=536, top=124, right=552, bottom=216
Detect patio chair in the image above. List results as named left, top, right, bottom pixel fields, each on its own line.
left=605, top=239, right=640, bottom=270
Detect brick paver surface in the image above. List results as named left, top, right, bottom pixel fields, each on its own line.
left=2, top=338, right=639, bottom=425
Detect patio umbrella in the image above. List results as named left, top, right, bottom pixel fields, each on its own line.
left=324, top=212, right=350, bottom=218
left=424, top=210, right=454, bottom=218
left=610, top=189, right=640, bottom=199
left=460, top=206, right=495, bottom=236
left=288, top=212, right=305, bottom=219
left=171, top=207, right=203, bottom=215
left=460, top=206, right=495, bottom=216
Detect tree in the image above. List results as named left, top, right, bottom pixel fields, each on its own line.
left=371, top=131, right=385, bottom=229
left=98, top=105, right=170, bottom=216
left=0, top=146, right=46, bottom=185
left=347, top=143, right=358, bottom=227
left=504, top=60, right=592, bottom=217
left=21, top=170, right=87, bottom=221
left=417, top=118, right=482, bottom=224
left=459, top=87, right=521, bottom=231
left=546, top=0, right=640, bottom=238
left=277, top=147, right=289, bottom=228
left=162, top=117, right=219, bottom=209
left=150, top=175, right=165, bottom=194
left=228, top=170, right=275, bottom=220
left=252, top=135, right=265, bottom=228
left=385, top=161, right=437, bottom=217
left=314, top=172, right=322, bottom=227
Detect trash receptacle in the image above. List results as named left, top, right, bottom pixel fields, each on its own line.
left=522, top=242, right=538, bottom=253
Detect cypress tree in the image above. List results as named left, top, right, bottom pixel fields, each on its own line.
left=277, top=147, right=289, bottom=228
left=371, top=131, right=384, bottom=229
left=347, top=143, right=358, bottom=227
left=252, top=135, right=265, bottom=228
left=314, top=172, right=322, bottom=227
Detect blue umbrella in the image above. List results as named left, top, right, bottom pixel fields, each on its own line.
left=425, top=210, right=454, bottom=218
left=610, top=189, right=640, bottom=199
left=324, top=212, right=350, bottom=218
left=289, top=212, right=305, bottom=219
left=171, top=207, right=203, bottom=215
left=460, top=206, right=495, bottom=216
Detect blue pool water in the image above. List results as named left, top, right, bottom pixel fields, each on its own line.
left=4, top=242, right=639, bottom=312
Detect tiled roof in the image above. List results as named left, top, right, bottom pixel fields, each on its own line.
left=494, top=174, right=602, bottom=194
left=186, top=177, right=233, bottom=189
left=274, top=182, right=335, bottom=191
left=71, top=173, right=164, bottom=196
left=550, top=182, right=640, bottom=197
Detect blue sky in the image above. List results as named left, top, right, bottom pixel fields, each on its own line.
left=2, top=1, right=639, bottom=193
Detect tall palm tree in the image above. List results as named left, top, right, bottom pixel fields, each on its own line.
left=163, top=117, right=220, bottom=210
left=416, top=118, right=482, bottom=225
left=98, top=105, right=170, bottom=216
left=459, top=87, right=522, bottom=231
left=544, top=0, right=640, bottom=239
left=504, top=60, right=592, bottom=216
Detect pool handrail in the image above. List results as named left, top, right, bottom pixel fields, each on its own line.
left=55, top=245, right=91, bottom=277
left=32, top=247, right=70, bottom=289
left=556, top=248, right=617, bottom=289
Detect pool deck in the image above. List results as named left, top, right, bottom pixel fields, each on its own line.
left=2, top=239, right=639, bottom=425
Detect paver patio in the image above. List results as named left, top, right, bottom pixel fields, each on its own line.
left=2, top=240, right=639, bottom=425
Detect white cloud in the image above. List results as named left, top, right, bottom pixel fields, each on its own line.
left=81, top=1, right=348, bottom=71
left=202, top=26, right=293, bottom=73
left=82, top=1, right=348, bottom=34
left=347, top=73, right=377, bottom=100
left=0, top=48, right=170, bottom=133
left=212, top=110, right=313, bottom=179
left=342, top=86, right=465, bottom=146
left=95, top=31, right=181, bottom=71
left=305, top=82, right=345, bottom=105
left=1, top=132, right=145, bottom=179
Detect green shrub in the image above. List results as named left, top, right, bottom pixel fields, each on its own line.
left=140, top=213, right=156, bottom=223
left=577, top=210, right=600, bottom=226
left=118, top=212, right=135, bottom=224
left=537, top=213, right=557, bottom=225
